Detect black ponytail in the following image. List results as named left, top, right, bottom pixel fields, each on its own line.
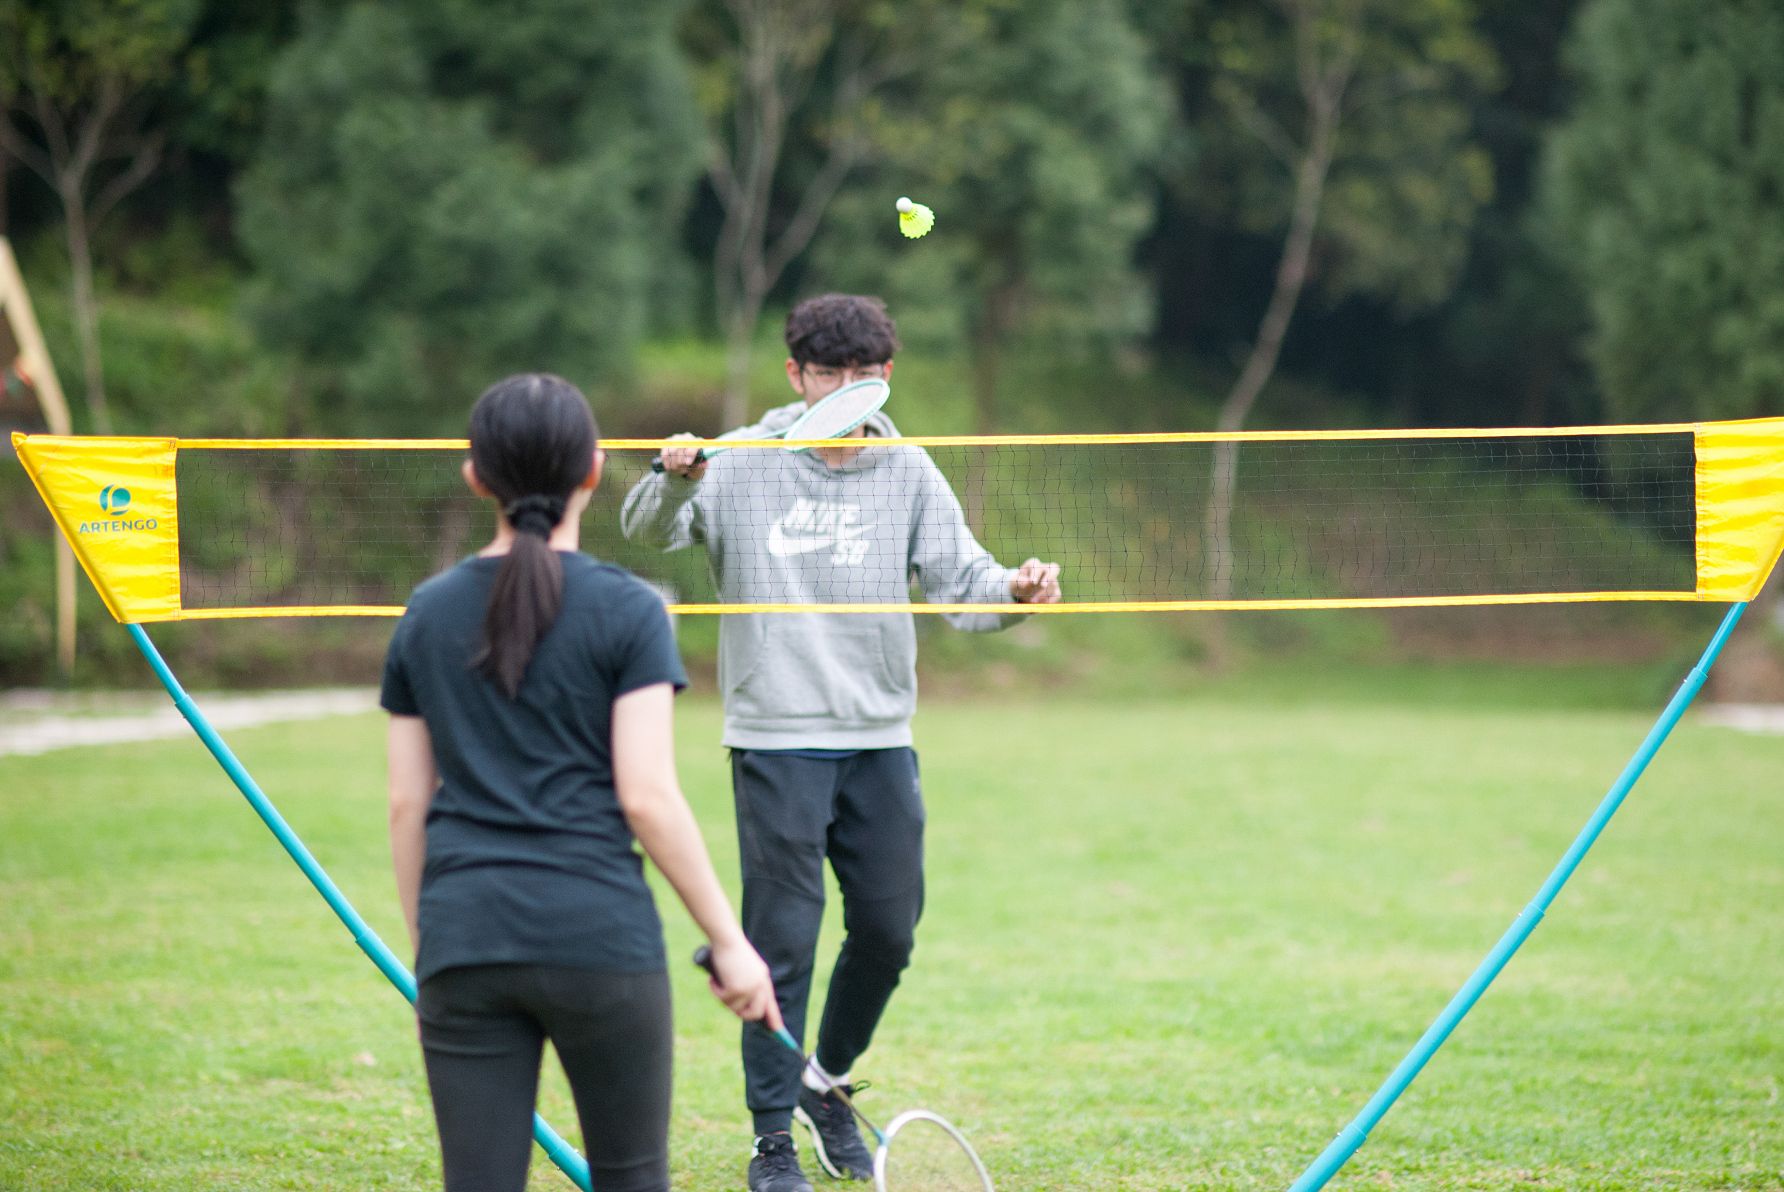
left=466, top=374, right=597, bottom=698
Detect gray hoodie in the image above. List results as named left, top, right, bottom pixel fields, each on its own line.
left=620, top=400, right=1025, bottom=749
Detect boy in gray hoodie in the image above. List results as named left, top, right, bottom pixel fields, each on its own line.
left=621, top=294, right=1059, bottom=1192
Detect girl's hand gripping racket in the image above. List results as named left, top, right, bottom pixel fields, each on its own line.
left=694, top=946, right=994, bottom=1191
left=651, top=377, right=891, bottom=474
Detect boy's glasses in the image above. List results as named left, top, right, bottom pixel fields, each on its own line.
left=802, top=363, right=888, bottom=387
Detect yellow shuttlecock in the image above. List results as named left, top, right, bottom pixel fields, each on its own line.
left=896, top=196, right=934, bottom=239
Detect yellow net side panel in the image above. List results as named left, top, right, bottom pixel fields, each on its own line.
left=13, top=432, right=181, bottom=622
left=1695, top=419, right=1784, bottom=600
left=11, top=421, right=1783, bottom=623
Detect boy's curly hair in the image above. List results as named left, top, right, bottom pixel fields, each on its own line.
left=784, top=294, right=901, bottom=367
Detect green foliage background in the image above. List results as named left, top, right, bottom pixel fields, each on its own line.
left=234, top=0, right=702, bottom=436
left=1539, top=0, right=1784, bottom=423
left=3, top=0, right=1782, bottom=684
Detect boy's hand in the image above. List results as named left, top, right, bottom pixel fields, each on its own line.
left=1009, top=558, right=1062, bottom=604
left=657, top=432, right=709, bottom=480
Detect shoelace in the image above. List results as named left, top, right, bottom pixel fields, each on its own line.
left=816, top=1079, right=870, bottom=1123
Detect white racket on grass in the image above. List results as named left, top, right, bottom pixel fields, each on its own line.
left=693, top=946, right=994, bottom=1191
left=651, top=377, right=891, bottom=473
left=874, top=1109, right=996, bottom=1191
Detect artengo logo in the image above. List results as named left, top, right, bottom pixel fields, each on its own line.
left=79, top=484, right=158, bottom=534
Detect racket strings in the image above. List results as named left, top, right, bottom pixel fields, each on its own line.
left=879, top=1113, right=994, bottom=1191
left=786, top=378, right=891, bottom=443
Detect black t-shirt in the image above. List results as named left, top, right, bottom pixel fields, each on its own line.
left=380, top=551, right=688, bottom=983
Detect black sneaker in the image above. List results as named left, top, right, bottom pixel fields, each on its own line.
left=749, top=1131, right=814, bottom=1192
left=794, top=1081, right=875, bottom=1180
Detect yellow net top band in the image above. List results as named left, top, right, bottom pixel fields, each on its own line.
left=158, top=591, right=1705, bottom=621
left=176, top=418, right=1728, bottom=451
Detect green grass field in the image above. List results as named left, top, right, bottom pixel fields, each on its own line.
left=2, top=671, right=1781, bottom=1190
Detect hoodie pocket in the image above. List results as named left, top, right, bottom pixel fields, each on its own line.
left=735, top=616, right=914, bottom=725
left=718, top=614, right=770, bottom=701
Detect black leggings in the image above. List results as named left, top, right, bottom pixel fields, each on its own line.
left=416, top=964, right=673, bottom=1192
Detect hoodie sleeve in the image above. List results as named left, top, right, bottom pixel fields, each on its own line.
left=908, top=450, right=1027, bottom=632
left=619, top=405, right=798, bottom=550
left=619, top=469, right=707, bottom=551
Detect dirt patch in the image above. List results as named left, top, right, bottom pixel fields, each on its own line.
left=0, top=688, right=378, bottom=757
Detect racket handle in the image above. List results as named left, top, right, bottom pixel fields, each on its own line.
left=692, top=946, right=802, bottom=1054
left=695, top=946, right=880, bottom=1142
left=650, top=449, right=708, bottom=474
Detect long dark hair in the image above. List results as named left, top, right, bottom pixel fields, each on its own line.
left=467, top=373, right=598, bottom=698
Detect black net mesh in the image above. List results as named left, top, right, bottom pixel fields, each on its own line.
left=172, top=433, right=1697, bottom=613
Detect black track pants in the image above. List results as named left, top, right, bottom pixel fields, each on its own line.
left=417, top=964, right=673, bottom=1192
left=731, top=747, right=926, bottom=1133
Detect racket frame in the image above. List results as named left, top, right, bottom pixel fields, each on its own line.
left=778, top=376, right=890, bottom=452
left=873, top=1108, right=996, bottom=1192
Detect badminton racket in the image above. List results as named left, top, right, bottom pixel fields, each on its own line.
left=651, top=377, right=891, bottom=473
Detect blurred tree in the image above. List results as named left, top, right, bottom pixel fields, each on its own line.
left=237, top=0, right=702, bottom=435
left=684, top=0, right=948, bottom=429
left=1171, top=0, right=1498, bottom=601
left=0, top=0, right=204, bottom=433
left=814, top=0, right=1169, bottom=434
left=175, top=1, right=300, bottom=167
left=1540, top=0, right=1784, bottom=424
left=1141, top=1, right=1589, bottom=433
left=1412, top=0, right=1587, bottom=430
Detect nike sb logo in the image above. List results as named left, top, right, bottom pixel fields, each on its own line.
left=767, top=498, right=872, bottom=564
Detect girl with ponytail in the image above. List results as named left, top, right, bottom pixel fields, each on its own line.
left=382, top=374, right=778, bottom=1192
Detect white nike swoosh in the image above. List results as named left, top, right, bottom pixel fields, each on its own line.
left=767, top=521, right=869, bottom=558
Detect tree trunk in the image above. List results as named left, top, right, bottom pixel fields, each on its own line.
left=721, top=304, right=762, bottom=430
left=59, top=183, right=112, bottom=434
left=971, top=321, right=1001, bottom=439
left=964, top=325, right=999, bottom=530
left=961, top=281, right=1024, bottom=529
left=1203, top=108, right=1338, bottom=605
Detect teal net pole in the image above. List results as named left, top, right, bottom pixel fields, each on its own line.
left=1287, top=600, right=1748, bottom=1192
left=126, top=622, right=593, bottom=1191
